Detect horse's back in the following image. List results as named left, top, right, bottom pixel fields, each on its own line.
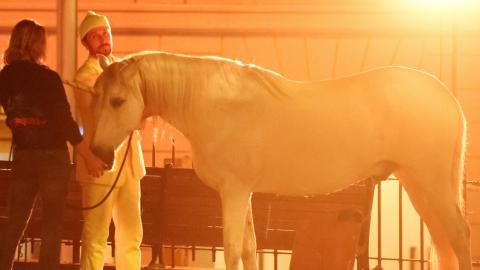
left=286, top=66, right=463, bottom=141
left=253, top=67, right=464, bottom=194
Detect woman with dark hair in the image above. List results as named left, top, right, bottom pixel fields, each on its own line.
left=0, top=19, right=106, bottom=270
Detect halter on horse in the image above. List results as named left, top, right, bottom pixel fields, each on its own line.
left=90, top=51, right=471, bottom=270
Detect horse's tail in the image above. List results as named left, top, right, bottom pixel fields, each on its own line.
left=452, top=100, right=467, bottom=214
left=452, top=100, right=472, bottom=270
left=431, top=75, right=467, bottom=215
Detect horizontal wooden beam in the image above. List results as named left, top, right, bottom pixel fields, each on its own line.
left=0, top=3, right=476, bottom=36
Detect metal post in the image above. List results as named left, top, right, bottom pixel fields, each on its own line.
left=152, top=143, right=156, bottom=167
left=377, top=182, right=382, bottom=268
left=273, top=249, right=278, bottom=270
left=420, top=219, right=425, bottom=270
left=56, top=0, right=77, bottom=165
left=212, top=246, right=216, bottom=262
left=72, top=239, right=80, bottom=263
left=171, top=137, right=176, bottom=167
left=399, top=182, right=403, bottom=270
left=192, top=245, right=196, bottom=261
left=171, top=245, right=176, bottom=268
left=409, top=247, right=417, bottom=270
left=56, top=0, right=77, bottom=107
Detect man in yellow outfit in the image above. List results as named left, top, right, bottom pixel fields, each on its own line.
left=73, top=11, right=146, bottom=270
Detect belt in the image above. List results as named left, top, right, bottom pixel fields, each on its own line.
left=9, top=117, right=47, bottom=127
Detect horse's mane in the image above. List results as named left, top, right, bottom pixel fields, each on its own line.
left=124, top=51, right=294, bottom=99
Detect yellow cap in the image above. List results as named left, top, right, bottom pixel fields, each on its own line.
left=79, top=11, right=110, bottom=39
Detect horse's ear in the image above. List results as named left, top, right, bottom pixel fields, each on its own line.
left=97, top=54, right=112, bottom=71
left=119, top=58, right=142, bottom=81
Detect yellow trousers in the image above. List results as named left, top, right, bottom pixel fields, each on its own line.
left=79, top=174, right=142, bottom=270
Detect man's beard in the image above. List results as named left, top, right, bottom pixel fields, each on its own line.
left=96, top=44, right=111, bottom=56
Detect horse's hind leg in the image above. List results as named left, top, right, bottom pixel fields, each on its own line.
left=429, top=199, right=471, bottom=270
left=241, top=202, right=257, bottom=270
left=396, top=169, right=471, bottom=270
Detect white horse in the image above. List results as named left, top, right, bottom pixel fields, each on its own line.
left=89, top=51, right=471, bottom=270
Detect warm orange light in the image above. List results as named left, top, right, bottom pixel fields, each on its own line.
left=410, top=0, right=475, bottom=9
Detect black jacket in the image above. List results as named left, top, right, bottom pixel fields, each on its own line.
left=0, top=60, right=82, bottom=149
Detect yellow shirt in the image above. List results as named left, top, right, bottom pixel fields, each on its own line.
left=74, top=56, right=145, bottom=186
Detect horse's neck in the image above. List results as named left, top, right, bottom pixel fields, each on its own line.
left=140, top=53, right=294, bottom=138
left=142, top=55, right=197, bottom=137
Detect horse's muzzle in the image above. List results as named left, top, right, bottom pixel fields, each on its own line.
left=91, top=146, right=114, bottom=170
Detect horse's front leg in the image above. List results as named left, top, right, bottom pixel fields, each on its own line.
left=242, top=201, right=257, bottom=270
left=221, top=185, right=253, bottom=270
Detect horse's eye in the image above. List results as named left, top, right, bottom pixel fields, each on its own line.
left=110, top=98, right=125, bottom=108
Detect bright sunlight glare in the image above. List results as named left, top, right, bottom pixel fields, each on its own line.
left=410, top=0, right=476, bottom=9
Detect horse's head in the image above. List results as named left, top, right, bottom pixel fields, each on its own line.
left=90, top=55, right=145, bottom=168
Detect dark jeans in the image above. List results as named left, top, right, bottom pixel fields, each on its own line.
left=0, top=148, right=71, bottom=270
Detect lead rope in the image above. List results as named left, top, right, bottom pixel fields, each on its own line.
left=67, top=132, right=133, bottom=210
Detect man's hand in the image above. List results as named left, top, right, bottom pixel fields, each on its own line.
left=84, top=153, right=108, bottom=177
left=75, top=139, right=108, bottom=177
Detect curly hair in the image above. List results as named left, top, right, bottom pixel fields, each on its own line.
left=3, top=19, right=46, bottom=65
